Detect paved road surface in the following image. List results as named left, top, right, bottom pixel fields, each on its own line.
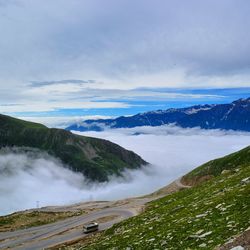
left=0, top=208, right=136, bottom=250
left=0, top=176, right=190, bottom=250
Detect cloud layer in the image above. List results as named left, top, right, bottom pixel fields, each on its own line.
left=1, top=0, right=250, bottom=85
left=1, top=126, right=249, bottom=215
left=0, top=0, right=250, bottom=116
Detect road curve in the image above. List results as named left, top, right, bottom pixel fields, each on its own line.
left=174, top=177, right=192, bottom=189
left=0, top=177, right=191, bottom=250
left=0, top=207, right=136, bottom=250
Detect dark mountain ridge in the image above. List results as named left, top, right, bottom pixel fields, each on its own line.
left=0, top=114, right=147, bottom=182
left=67, top=97, right=250, bottom=132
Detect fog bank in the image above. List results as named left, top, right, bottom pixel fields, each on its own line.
left=1, top=126, right=249, bottom=215
left=76, top=125, right=250, bottom=177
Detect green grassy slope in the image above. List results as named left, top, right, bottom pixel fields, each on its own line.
left=0, top=114, right=147, bottom=182
left=182, top=146, right=250, bottom=185
left=76, top=147, right=250, bottom=250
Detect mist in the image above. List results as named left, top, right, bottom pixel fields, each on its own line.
left=1, top=126, right=250, bottom=216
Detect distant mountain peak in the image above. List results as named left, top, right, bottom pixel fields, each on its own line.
left=182, top=104, right=215, bottom=115
left=232, top=97, right=250, bottom=105
left=66, top=97, right=250, bottom=132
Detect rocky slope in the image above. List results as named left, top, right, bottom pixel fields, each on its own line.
left=0, top=114, right=147, bottom=182
left=67, top=97, right=250, bottom=132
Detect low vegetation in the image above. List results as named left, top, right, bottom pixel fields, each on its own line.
left=0, top=114, right=147, bottom=182
left=73, top=165, right=249, bottom=249
left=63, top=146, right=250, bottom=250
left=182, top=146, right=250, bottom=185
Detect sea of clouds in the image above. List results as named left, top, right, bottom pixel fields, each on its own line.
left=1, top=125, right=250, bottom=215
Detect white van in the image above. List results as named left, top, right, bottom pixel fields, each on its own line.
left=83, top=222, right=99, bottom=233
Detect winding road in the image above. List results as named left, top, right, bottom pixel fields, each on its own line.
left=0, top=177, right=190, bottom=250
left=0, top=207, right=136, bottom=250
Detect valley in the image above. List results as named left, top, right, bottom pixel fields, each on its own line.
left=1, top=2, right=249, bottom=249
left=0, top=101, right=249, bottom=249
left=0, top=172, right=189, bottom=249
left=0, top=147, right=249, bottom=249
left=1, top=119, right=250, bottom=216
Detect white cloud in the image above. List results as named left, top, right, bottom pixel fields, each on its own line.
left=1, top=126, right=249, bottom=215
left=18, top=115, right=112, bottom=128
left=0, top=100, right=130, bottom=113
left=76, top=126, right=250, bottom=174
left=0, top=0, right=250, bottom=115
left=0, top=84, right=224, bottom=114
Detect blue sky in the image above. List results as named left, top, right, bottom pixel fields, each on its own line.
left=9, top=87, right=250, bottom=119
left=0, top=0, right=249, bottom=123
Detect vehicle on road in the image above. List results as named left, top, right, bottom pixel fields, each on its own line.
left=83, top=222, right=99, bottom=233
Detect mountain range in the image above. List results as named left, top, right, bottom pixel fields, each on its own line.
left=0, top=114, right=146, bottom=182
left=67, top=97, right=250, bottom=132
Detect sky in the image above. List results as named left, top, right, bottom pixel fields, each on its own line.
left=0, top=0, right=250, bottom=122
left=1, top=126, right=250, bottom=215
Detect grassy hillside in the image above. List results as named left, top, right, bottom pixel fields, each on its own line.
left=68, top=146, right=250, bottom=250
left=0, top=114, right=147, bottom=182
left=182, top=146, right=250, bottom=185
